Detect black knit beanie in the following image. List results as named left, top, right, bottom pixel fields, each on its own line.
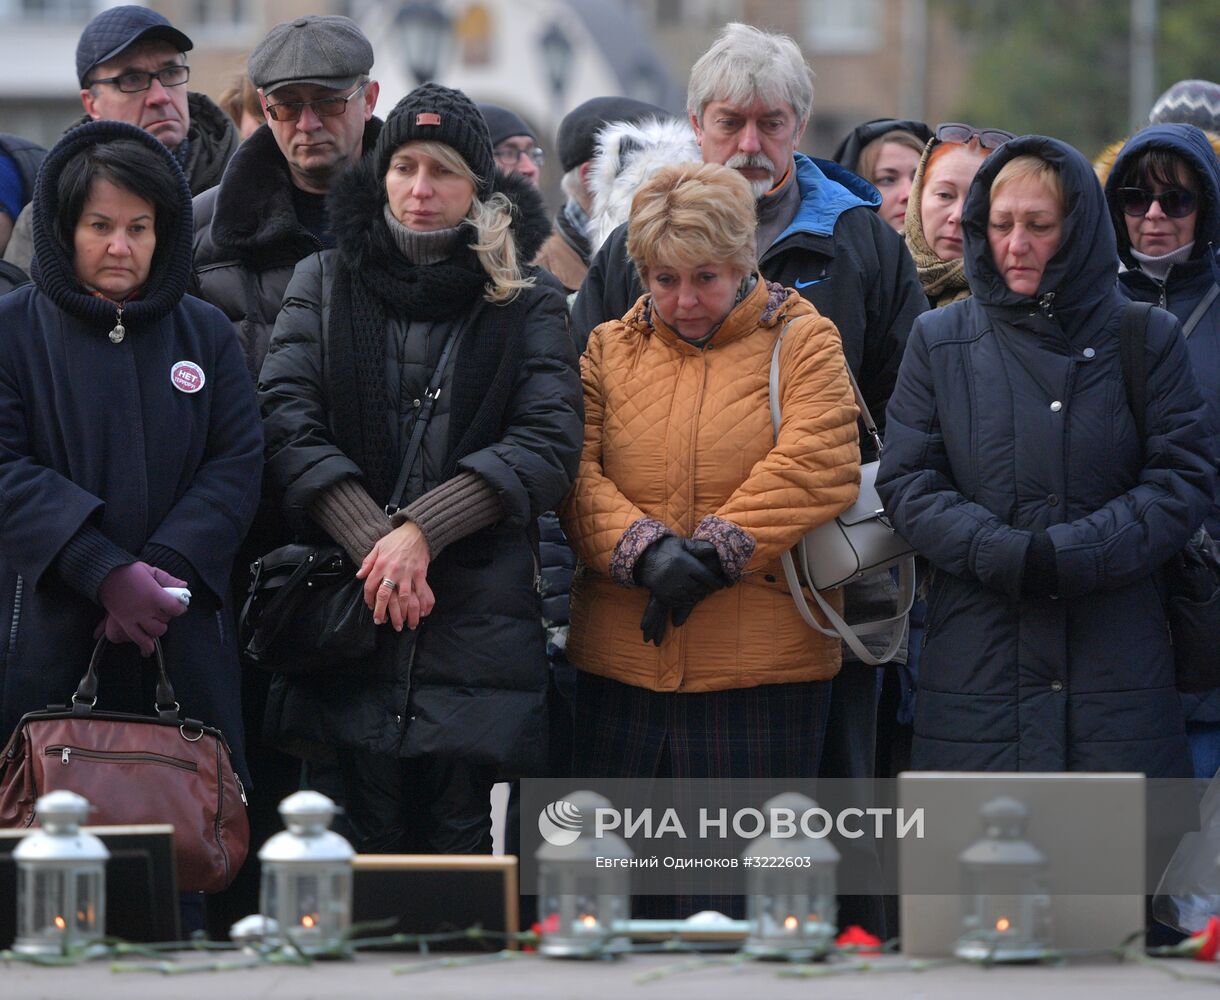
left=374, top=83, right=495, bottom=198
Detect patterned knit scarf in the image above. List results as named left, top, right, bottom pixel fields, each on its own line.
left=327, top=211, right=507, bottom=504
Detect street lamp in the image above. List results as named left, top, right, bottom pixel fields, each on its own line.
left=396, top=1, right=453, bottom=85
left=537, top=22, right=573, bottom=111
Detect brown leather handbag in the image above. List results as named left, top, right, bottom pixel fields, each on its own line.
left=0, top=638, right=249, bottom=893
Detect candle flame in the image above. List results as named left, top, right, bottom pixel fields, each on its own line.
left=54, top=916, right=66, bottom=930
left=996, top=917, right=1011, bottom=932
left=579, top=914, right=599, bottom=928
left=783, top=915, right=799, bottom=931
left=301, top=914, right=317, bottom=929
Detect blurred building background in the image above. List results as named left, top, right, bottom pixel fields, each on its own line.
left=0, top=0, right=1214, bottom=197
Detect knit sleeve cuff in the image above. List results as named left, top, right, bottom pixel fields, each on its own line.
left=54, top=524, right=137, bottom=603
left=391, top=471, right=503, bottom=557
left=609, top=517, right=671, bottom=588
left=307, top=478, right=393, bottom=564
left=692, top=515, right=756, bottom=583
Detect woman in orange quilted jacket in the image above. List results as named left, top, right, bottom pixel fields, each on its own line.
left=561, top=162, right=861, bottom=781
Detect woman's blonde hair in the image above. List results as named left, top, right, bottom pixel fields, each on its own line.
left=626, top=162, right=758, bottom=281
left=389, top=140, right=534, bottom=303
left=990, top=154, right=1065, bottom=214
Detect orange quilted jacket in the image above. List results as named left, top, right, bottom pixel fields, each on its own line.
left=560, top=279, right=861, bottom=693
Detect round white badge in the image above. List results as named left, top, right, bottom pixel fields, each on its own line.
left=170, top=361, right=206, bottom=394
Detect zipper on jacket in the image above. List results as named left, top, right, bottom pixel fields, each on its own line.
left=45, top=745, right=198, bottom=771
left=7, top=575, right=22, bottom=664
left=1038, top=291, right=1056, bottom=318
left=402, top=636, right=419, bottom=730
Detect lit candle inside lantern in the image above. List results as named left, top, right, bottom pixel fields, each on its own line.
left=783, top=915, right=799, bottom=931
left=996, top=917, right=1010, bottom=932
left=301, top=914, right=317, bottom=929
left=578, top=914, right=599, bottom=929
left=53, top=916, right=66, bottom=930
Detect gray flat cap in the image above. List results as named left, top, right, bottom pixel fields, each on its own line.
left=248, top=15, right=373, bottom=96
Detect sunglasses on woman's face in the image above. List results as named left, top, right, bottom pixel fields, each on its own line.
left=934, top=122, right=1015, bottom=150
left=1116, top=186, right=1198, bottom=218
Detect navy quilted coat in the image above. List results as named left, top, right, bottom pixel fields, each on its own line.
left=876, top=135, right=1216, bottom=776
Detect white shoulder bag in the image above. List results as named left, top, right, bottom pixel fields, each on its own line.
left=769, top=323, right=916, bottom=665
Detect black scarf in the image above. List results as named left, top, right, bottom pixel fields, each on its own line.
left=328, top=213, right=518, bottom=504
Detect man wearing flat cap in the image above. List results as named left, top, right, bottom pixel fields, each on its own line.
left=3, top=3, right=237, bottom=273
left=533, top=96, right=667, bottom=293
left=192, top=14, right=380, bottom=379
left=190, top=14, right=380, bottom=925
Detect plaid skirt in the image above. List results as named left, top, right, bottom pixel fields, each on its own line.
left=571, top=671, right=833, bottom=780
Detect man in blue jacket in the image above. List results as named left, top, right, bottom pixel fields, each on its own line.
left=571, top=23, right=926, bottom=935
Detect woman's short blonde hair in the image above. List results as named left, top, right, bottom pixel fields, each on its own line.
left=990, top=154, right=1065, bottom=214
left=387, top=139, right=534, bottom=303
left=626, top=162, right=758, bottom=282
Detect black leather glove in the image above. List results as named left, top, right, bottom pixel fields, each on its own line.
left=640, top=595, right=669, bottom=646
left=634, top=535, right=727, bottom=608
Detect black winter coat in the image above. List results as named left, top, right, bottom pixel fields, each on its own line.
left=1107, top=124, right=1220, bottom=723
left=192, top=120, right=383, bottom=382
left=877, top=135, right=1216, bottom=776
left=258, top=157, right=582, bottom=775
left=0, top=122, right=262, bottom=778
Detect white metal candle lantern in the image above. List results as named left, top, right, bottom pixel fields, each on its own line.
left=955, top=796, right=1052, bottom=963
left=258, top=791, right=355, bottom=956
left=536, top=791, right=631, bottom=958
left=742, top=793, right=840, bottom=961
left=13, top=790, right=108, bottom=956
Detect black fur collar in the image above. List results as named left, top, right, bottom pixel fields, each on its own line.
left=210, top=118, right=383, bottom=254
left=328, top=153, right=552, bottom=269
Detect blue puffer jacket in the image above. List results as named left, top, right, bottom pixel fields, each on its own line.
left=877, top=135, right=1216, bottom=776
left=1106, top=124, right=1220, bottom=724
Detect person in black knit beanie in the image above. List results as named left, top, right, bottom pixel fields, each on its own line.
left=258, top=82, right=583, bottom=855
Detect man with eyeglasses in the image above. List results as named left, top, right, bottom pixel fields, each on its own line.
left=192, top=14, right=380, bottom=381
left=479, top=104, right=544, bottom=189
left=189, top=13, right=380, bottom=931
left=3, top=4, right=237, bottom=274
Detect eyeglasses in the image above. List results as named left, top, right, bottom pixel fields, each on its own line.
left=1116, top=186, right=1198, bottom=219
left=264, top=82, right=367, bottom=122
left=88, top=64, right=190, bottom=93
left=493, top=144, right=545, bottom=167
left=935, top=122, right=1015, bottom=150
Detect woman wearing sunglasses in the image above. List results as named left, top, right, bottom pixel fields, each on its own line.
left=877, top=135, right=1215, bottom=777
left=1105, top=123, right=1220, bottom=778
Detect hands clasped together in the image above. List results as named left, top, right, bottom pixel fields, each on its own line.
left=634, top=536, right=731, bottom=646
left=356, top=520, right=435, bottom=631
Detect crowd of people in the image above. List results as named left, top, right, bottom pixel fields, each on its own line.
left=0, top=5, right=1218, bottom=938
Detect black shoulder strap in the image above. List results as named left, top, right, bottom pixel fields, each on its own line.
left=384, top=302, right=484, bottom=515
left=1118, top=302, right=1154, bottom=446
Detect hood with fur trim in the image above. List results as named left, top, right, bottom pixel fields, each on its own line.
left=327, top=151, right=551, bottom=269
left=586, top=116, right=700, bottom=254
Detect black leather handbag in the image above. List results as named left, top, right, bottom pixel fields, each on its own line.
left=240, top=318, right=469, bottom=675
left=1120, top=302, right=1220, bottom=693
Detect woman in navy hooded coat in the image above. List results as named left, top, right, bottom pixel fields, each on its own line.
left=0, top=121, right=262, bottom=781
left=877, top=135, right=1215, bottom=777
left=1105, top=123, right=1220, bottom=777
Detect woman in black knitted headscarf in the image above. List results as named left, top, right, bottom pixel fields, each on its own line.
left=0, top=119, right=262, bottom=792
left=258, top=83, right=583, bottom=854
